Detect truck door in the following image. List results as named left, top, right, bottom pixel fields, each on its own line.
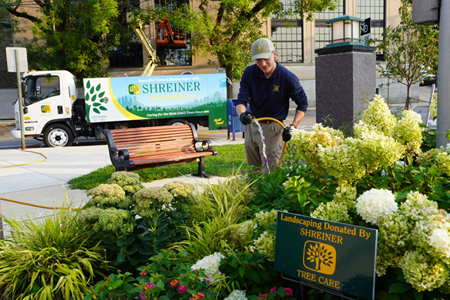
left=22, top=75, right=66, bottom=136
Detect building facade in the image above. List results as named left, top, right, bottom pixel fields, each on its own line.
left=1, top=0, right=406, bottom=112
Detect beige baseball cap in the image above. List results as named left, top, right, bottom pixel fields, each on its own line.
left=252, top=38, right=275, bottom=61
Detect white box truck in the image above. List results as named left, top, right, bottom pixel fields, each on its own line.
left=11, top=70, right=227, bottom=147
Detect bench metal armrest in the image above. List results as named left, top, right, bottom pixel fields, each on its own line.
left=103, top=129, right=132, bottom=170
left=187, top=123, right=216, bottom=154
left=103, top=129, right=120, bottom=164
left=194, top=139, right=214, bottom=152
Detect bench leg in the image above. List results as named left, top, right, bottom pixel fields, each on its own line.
left=192, top=157, right=210, bottom=178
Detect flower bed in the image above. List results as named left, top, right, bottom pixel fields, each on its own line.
left=1, top=95, right=449, bottom=300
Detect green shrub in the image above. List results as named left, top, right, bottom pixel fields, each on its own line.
left=0, top=201, right=111, bottom=300
left=172, top=172, right=256, bottom=260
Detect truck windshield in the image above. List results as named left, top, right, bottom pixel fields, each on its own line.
left=24, top=76, right=60, bottom=106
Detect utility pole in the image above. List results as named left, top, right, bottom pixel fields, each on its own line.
left=412, top=0, right=447, bottom=147
left=436, top=1, right=450, bottom=147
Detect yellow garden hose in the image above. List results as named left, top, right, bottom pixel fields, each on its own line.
left=255, top=117, right=287, bottom=166
left=0, top=149, right=78, bottom=210
left=0, top=196, right=79, bottom=210
left=0, top=149, right=48, bottom=169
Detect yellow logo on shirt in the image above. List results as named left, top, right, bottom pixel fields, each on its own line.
left=273, top=85, right=280, bottom=92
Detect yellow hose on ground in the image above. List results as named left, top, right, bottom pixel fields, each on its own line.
left=0, top=197, right=79, bottom=210
left=0, top=149, right=48, bottom=169
left=0, top=149, right=77, bottom=210
left=255, top=117, right=287, bottom=166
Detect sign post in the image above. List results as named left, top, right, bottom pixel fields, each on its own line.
left=6, top=47, right=28, bottom=150
left=274, top=212, right=378, bottom=300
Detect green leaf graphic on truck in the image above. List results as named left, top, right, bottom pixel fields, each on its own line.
left=85, top=80, right=107, bottom=122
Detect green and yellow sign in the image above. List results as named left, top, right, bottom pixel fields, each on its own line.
left=274, top=212, right=377, bottom=300
left=83, top=74, right=227, bottom=130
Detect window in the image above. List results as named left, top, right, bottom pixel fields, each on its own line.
left=109, top=0, right=143, bottom=68
left=314, top=4, right=345, bottom=50
left=271, top=0, right=303, bottom=63
left=24, top=76, right=60, bottom=106
left=109, top=44, right=143, bottom=68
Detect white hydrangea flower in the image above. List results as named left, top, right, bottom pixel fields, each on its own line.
left=254, top=230, right=276, bottom=261
left=391, top=115, right=423, bottom=155
left=223, top=289, right=248, bottom=300
left=400, top=192, right=438, bottom=223
left=430, top=228, right=450, bottom=258
left=191, top=252, right=225, bottom=285
left=402, top=110, right=423, bottom=124
left=356, top=189, right=398, bottom=225
left=360, top=95, right=397, bottom=136
left=255, top=210, right=278, bottom=228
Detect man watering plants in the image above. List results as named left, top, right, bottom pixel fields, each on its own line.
left=235, top=38, right=308, bottom=173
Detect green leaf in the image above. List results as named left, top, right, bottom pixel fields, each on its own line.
left=432, top=181, right=444, bottom=194
left=413, top=290, right=423, bottom=300
left=429, top=167, right=440, bottom=176
left=245, top=268, right=261, bottom=283
left=238, top=266, right=245, bottom=278
left=90, top=86, right=95, bottom=94
left=92, top=94, right=97, bottom=102
left=93, top=108, right=100, bottom=114
left=85, top=93, right=90, bottom=101
left=389, top=282, right=410, bottom=294
left=117, top=248, right=125, bottom=262
left=86, top=81, right=91, bottom=89
left=99, top=91, right=105, bottom=98
left=123, top=236, right=136, bottom=245
left=93, top=103, right=102, bottom=107
left=125, top=245, right=139, bottom=255
left=96, top=83, right=101, bottom=91
left=99, top=106, right=107, bottom=111
left=229, top=258, right=238, bottom=269
left=158, top=297, right=169, bottom=300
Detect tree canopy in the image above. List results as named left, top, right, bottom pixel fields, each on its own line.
left=2, top=0, right=339, bottom=89
left=377, top=0, right=439, bottom=109
left=0, top=0, right=135, bottom=82
left=137, top=0, right=339, bottom=96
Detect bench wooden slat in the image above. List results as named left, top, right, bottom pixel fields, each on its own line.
left=104, top=123, right=217, bottom=177
left=116, top=141, right=196, bottom=154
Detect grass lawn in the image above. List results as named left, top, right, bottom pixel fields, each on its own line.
left=68, top=144, right=248, bottom=190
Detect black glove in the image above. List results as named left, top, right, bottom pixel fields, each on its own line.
left=239, top=110, right=252, bottom=125
left=282, top=126, right=292, bottom=142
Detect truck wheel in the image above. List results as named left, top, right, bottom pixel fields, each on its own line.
left=43, top=124, right=74, bottom=147
left=166, top=119, right=187, bottom=126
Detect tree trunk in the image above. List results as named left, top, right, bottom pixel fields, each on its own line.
left=405, top=84, right=412, bottom=110
left=315, top=257, right=321, bottom=270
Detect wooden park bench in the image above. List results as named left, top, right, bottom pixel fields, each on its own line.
left=104, top=124, right=217, bottom=177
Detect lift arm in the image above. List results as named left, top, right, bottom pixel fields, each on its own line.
left=126, top=12, right=158, bottom=76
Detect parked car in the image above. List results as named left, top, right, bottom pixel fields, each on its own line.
left=420, top=74, right=437, bottom=86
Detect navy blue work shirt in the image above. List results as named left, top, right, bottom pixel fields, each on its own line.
left=235, top=63, right=308, bottom=120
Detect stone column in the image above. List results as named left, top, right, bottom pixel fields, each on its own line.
left=315, top=45, right=376, bottom=134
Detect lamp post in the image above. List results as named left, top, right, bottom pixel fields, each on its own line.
left=315, top=15, right=377, bottom=134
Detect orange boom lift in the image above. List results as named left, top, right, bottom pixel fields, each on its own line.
left=156, top=18, right=187, bottom=48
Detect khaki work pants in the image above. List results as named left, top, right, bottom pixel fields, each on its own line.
left=244, top=121, right=284, bottom=173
